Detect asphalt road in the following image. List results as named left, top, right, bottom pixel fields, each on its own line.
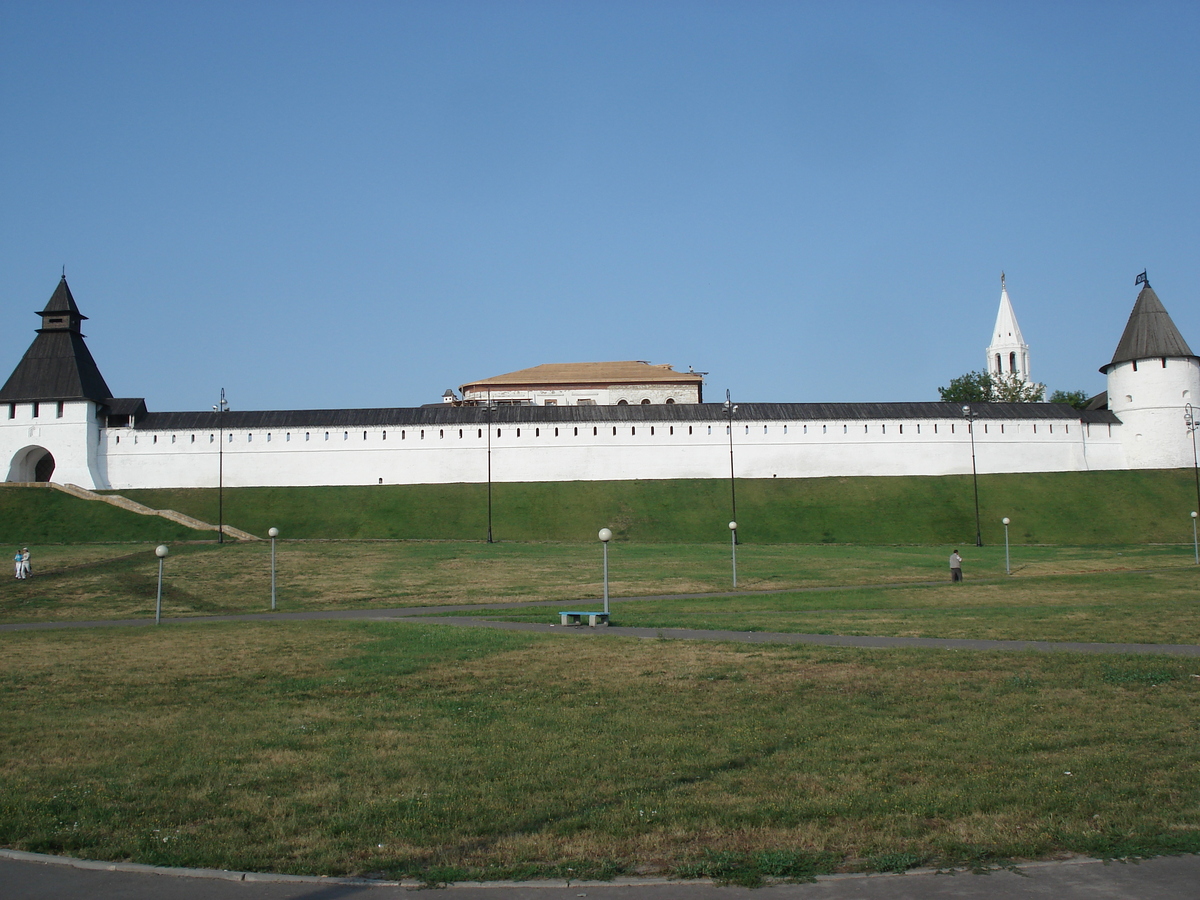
left=4, top=851, right=1200, bottom=900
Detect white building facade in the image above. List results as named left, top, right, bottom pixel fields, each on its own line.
left=0, top=276, right=1194, bottom=492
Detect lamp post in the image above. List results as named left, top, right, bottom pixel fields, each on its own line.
left=961, top=405, right=983, bottom=547
left=212, top=388, right=229, bottom=544
left=154, top=544, right=169, bottom=624
left=1192, top=512, right=1198, bottom=566
left=1186, top=404, right=1200, bottom=522
left=1002, top=517, right=1011, bottom=575
left=598, top=528, right=612, bottom=615
left=724, top=390, right=739, bottom=544
left=268, top=527, right=279, bottom=609
left=729, top=521, right=738, bottom=587
left=486, top=391, right=496, bottom=543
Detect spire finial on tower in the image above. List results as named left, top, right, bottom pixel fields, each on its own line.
left=1001, top=271, right=1005, bottom=290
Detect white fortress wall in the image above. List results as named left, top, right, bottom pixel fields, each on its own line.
left=98, top=407, right=1126, bottom=489
left=1, top=400, right=105, bottom=489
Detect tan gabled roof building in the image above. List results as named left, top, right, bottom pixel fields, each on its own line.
left=460, top=361, right=704, bottom=406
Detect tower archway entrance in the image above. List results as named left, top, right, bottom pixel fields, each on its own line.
left=7, top=446, right=55, bottom=483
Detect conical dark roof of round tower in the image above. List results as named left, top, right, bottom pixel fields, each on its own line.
left=1102, top=284, right=1198, bottom=373
left=0, top=277, right=112, bottom=402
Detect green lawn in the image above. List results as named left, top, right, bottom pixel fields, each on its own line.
left=1, top=539, right=1195, bottom=630
left=0, top=621, right=1196, bottom=882
left=467, top=567, right=1200, bottom=645
left=115, top=468, right=1200, bottom=544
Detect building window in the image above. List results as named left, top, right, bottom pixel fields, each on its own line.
left=708, top=426, right=712, bottom=435
left=641, top=399, right=650, bottom=405
left=933, top=424, right=937, bottom=434
left=617, top=399, right=628, bottom=406
left=248, top=434, right=253, bottom=442
left=613, top=427, right=617, bottom=436
left=325, top=432, right=330, bottom=441
left=439, top=429, right=444, bottom=439
left=115, top=435, right=120, bottom=444
left=364, top=431, right=368, bottom=440
left=478, top=429, right=482, bottom=438
left=573, top=427, right=578, bottom=436
left=153, top=435, right=158, bottom=444
left=421, top=430, right=425, bottom=439
left=6, top=404, right=13, bottom=419
left=517, top=428, right=521, bottom=437
left=32, top=402, right=39, bottom=418
left=286, top=433, right=291, bottom=441
left=593, top=427, right=598, bottom=436
left=666, top=398, right=675, bottom=404
left=171, top=434, right=176, bottom=443
left=544, top=399, right=557, bottom=406
left=343, top=431, right=348, bottom=440
left=267, top=433, right=272, bottom=442
left=459, top=429, right=463, bottom=438
left=535, top=428, right=540, bottom=437
left=228, top=433, right=232, bottom=443
left=1132, top=360, right=1138, bottom=371
left=56, top=402, right=64, bottom=418
left=305, top=432, right=310, bottom=441
left=669, top=426, right=673, bottom=435
left=553, top=428, right=558, bottom=436
left=631, top=427, right=636, bottom=435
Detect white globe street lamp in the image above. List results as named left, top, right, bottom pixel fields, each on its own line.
left=154, top=544, right=169, bottom=624
left=599, top=528, right=613, bottom=615
left=1001, top=517, right=1011, bottom=575
left=729, top=521, right=738, bottom=587
left=268, top=527, right=280, bottom=609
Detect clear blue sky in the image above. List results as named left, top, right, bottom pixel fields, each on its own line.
left=2, top=1, right=1197, bottom=412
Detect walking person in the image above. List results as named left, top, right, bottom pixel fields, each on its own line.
left=949, top=549, right=963, bottom=583
left=14, top=550, right=24, bottom=580
left=21, top=548, right=31, bottom=579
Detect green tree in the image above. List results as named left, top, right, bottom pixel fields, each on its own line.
left=938, top=370, right=992, bottom=403
left=1049, top=389, right=1090, bottom=410
left=991, top=373, right=1046, bottom=402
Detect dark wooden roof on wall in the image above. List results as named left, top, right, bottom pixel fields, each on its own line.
left=136, top=401, right=1119, bottom=431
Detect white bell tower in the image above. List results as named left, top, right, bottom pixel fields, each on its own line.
left=986, top=273, right=1031, bottom=384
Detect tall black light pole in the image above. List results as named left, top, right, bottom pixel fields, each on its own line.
left=1186, top=403, right=1200, bottom=521
left=213, top=388, right=229, bottom=544
left=486, top=390, right=495, bottom=543
left=724, top=390, right=738, bottom=544
left=961, top=404, right=983, bottom=547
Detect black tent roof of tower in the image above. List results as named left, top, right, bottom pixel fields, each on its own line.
left=0, top=277, right=114, bottom=402
left=1102, top=283, right=1199, bottom=373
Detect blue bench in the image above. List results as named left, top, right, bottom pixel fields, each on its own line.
left=559, top=611, right=610, bottom=627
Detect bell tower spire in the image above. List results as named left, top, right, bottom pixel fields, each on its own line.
left=985, top=272, right=1031, bottom=385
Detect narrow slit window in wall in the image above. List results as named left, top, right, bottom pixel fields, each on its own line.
left=439, top=429, right=444, bottom=438
left=1064, top=424, right=1069, bottom=433
left=613, top=427, right=617, bottom=436
left=881, top=424, right=886, bottom=434
left=1033, top=424, right=1037, bottom=433
left=573, top=427, right=578, bottom=436
left=421, top=430, right=425, bottom=439
left=783, top=425, right=788, bottom=434
left=477, top=429, right=482, bottom=438
left=306, top=432, right=310, bottom=441
left=516, top=428, right=521, bottom=437
left=899, top=424, right=903, bottom=434
left=364, top=431, right=368, bottom=440
left=228, top=433, right=232, bottom=442
left=115, top=436, right=120, bottom=444
left=325, top=432, right=330, bottom=441
left=32, top=402, right=39, bottom=418
left=593, top=427, right=598, bottom=436
left=822, top=425, right=826, bottom=433
left=496, top=428, right=500, bottom=437
left=983, top=425, right=987, bottom=434
left=401, top=430, right=405, bottom=439
left=631, top=427, right=636, bottom=435
left=688, top=426, right=692, bottom=435
left=56, top=402, right=64, bottom=417
left=708, top=426, right=712, bottom=434
left=6, top=404, right=13, bottom=419
left=651, top=427, right=655, bottom=435
left=267, top=433, right=272, bottom=442
left=554, top=428, right=558, bottom=436
left=343, top=431, right=348, bottom=440
left=382, top=431, right=386, bottom=440
left=535, top=428, right=539, bottom=437
left=951, top=425, right=955, bottom=434
left=744, top=425, right=749, bottom=435
left=1049, top=424, right=1053, bottom=433
left=153, top=435, right=157, bottom=444
left=286, top=433, right=291, bottom=441
left=247, top=434, right=252, bottom=442
left=459, top=429, right=463, bottom=438
left=171, top=435, right=176, bottom=443
left=1000, top=425, right=1004, bottom=434
left=934, top=424, right=938, bottom=433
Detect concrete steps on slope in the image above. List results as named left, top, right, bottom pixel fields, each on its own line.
left=40, top=482, right=260, bottom=541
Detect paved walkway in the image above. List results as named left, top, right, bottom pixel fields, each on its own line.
left=4, top=850, right=1199, bottom=899
left=3, top=593, right=1199, bottom=656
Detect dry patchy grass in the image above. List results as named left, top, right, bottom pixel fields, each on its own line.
left=1, top=621, right=1198, bottom=880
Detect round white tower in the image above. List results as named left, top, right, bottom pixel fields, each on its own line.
left=986, top=273, right=1031, bottom=383
left=1102, top=276, right=1200, bottom=469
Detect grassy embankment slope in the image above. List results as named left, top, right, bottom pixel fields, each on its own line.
left=118, top=468, right=1199, bottom=544
left=0, top=486, right=209, bottom=545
